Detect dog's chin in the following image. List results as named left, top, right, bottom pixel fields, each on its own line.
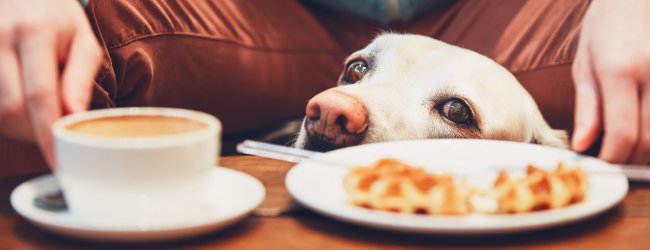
left=301, top=133, right=365, bottom=152
left=302, top=135, right=340, bottom=152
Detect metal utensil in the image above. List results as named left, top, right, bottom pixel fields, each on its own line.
left=34, top=190, right=67, bottom=211
left=236, top=140, right=358, bottom=166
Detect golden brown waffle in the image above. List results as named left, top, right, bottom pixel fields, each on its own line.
left=343, top=158, right=588, bottom=215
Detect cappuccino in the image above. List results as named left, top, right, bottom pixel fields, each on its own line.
left=53, top=108, right=221, bottom=221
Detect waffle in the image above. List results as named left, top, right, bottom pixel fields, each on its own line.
left=343, top=158, right=588, bottom=215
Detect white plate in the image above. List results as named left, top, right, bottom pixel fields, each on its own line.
left=285, top=139, right=628, bottom=235
left=10, top=167, right=265, bottom=242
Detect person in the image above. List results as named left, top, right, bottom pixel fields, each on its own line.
left=0, top=0, right=647, bottom=177
left=570, top=0, right=650, bottom=165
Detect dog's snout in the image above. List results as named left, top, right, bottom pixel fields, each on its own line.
left=306, top=90, right=368, bottom=134
left=304, top=90, right=368, bottom=150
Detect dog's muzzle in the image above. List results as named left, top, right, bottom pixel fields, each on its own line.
left=303, top=89, right=369, bottom=152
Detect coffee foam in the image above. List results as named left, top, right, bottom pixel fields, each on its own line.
left=65, top=115, right=208, bottom=137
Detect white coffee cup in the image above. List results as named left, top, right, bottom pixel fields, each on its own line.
left=52, top=107, right=221, bottom=221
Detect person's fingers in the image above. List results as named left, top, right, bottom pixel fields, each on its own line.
left=0, top=29, right=33, bottom=140
left=571, top=49, right=602, bottom=152
left=630, top=81, right=650, bottom=164
left=61, top=31, right=102, bottom=114
left=597, top=71, right=639, bottom=163
left=17, top=27, right=61, bottom=167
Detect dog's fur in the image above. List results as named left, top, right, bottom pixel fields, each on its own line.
left=295, top=34, right=568, bottom=150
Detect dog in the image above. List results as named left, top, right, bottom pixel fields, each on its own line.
left=294, top=34, right=568, bottom=151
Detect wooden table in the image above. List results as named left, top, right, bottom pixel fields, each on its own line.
left=2, top=156, right=650, bottom=249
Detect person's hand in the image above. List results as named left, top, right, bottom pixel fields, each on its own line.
left=0, top=0, right=102, bottom=167
left=572, top=0, right=650, bottom=164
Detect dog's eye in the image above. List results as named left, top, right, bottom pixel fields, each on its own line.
left=441, top=99, right=472, bottom=124
left=343, top=60, right=368, bottom=83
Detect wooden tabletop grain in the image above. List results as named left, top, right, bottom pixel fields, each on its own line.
left=1, top=156, right=650, bottom=250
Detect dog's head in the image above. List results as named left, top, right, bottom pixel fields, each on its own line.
left=294, top=34, right=568, bottom=151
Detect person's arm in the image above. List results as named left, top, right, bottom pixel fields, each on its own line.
left=0, top=0, right=102, bottom=167
left=572, top=0, right=650, bottom=164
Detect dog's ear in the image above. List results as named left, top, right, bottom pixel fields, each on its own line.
left=532, top=127, right=569, bottom=148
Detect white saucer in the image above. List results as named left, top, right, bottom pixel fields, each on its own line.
left=10, top=167, right=265, bottom=242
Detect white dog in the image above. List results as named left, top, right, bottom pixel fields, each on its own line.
left=294, top=34, right=568, bottom=151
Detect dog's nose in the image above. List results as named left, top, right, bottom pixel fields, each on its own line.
left=305, top=90, right=368, bottom=147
